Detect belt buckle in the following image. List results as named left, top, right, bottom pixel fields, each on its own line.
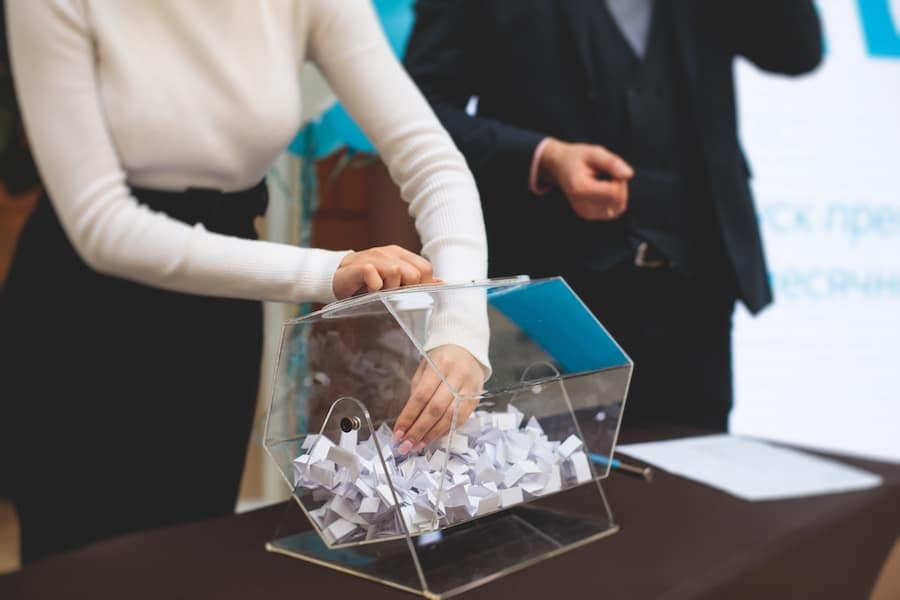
left=634, top=242, right=666, bottom=269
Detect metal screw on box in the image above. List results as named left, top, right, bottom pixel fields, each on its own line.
left=262, top=277, right=633, bottom=598
left=340, top=416, right=361, bottom=433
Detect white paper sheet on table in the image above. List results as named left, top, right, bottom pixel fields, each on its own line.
left=617, top=434, right=883, bottom=501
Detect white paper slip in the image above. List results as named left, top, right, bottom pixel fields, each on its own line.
left=617, top=434, right=883, bottom=502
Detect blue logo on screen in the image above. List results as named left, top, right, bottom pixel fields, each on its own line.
left=858, top=0, right=900, bottom=57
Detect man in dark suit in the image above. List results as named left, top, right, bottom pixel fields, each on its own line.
left=405, top=0, right=822, bottom=430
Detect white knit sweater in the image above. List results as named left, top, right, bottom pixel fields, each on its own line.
left=7, top=0, right=488, bottom=305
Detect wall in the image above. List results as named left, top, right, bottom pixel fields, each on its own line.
left=731, top=0, right=900, bottom=461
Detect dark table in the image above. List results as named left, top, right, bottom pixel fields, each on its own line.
left=3, top=426, right=899, bottom=599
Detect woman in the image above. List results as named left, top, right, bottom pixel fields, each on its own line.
left=3, top=0, right=486, bottom=562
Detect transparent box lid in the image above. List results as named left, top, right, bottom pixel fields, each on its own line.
left=264, top=277, right=631, bottom=548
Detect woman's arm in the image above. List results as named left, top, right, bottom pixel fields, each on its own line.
left=7, top=0, right=352, bottom=304
left=306, top=0, right=491, bottom=448
left=306, top=0, right=488, bottom=288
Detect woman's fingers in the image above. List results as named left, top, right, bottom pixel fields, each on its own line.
left=420, top=396, right=478, bottom=448
left=403, top=382, right=456, bottom=453
left=393, top=364, right=442, bottom=447
left=381, top=263, right=402, bottom=290
left=361, top=263, right=383, bottom=292
left=333, top=262, right=381, bottom=298
left=417, top=401, right=456, bottom=452
left=383, top=245, right=434, bottom=283
left=393, top=345, right=486, bottom=454
left=397, top=260, right=422, bottom=286
left=333, top=246, right=436, bottom=298
left=409, top=357, right=427, bottom=391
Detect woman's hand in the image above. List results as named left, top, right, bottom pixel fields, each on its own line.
left=392, top=344, right=485, bottom=454
left=332, top=245, right=436, bottom=300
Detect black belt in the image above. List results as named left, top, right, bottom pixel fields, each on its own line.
left=129, top=180, right=269, bottom=228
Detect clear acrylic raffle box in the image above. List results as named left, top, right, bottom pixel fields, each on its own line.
left=263, top=277, right=632, bottom=598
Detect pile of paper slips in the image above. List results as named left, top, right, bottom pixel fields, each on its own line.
left=292, top=404, right=593, bottom=545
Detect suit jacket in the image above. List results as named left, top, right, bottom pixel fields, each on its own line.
left=404, top=0, right=822, bottom=314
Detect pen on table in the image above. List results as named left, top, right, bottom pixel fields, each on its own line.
left=589, top=452, right=654, bottom=482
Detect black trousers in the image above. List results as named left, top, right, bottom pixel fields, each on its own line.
left=570, top=264, right=736, bottom=432
left=0, top=184, right=266, bottom=563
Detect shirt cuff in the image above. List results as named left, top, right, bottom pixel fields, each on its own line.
left=528, top=137, right=553, bottom=196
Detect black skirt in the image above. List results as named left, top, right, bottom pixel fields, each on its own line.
left=0, top=183, right=268, bottom=563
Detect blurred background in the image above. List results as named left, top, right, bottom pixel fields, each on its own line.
left=731, top=0, right=900, bottom=462
left=0, top=0, right=898, bottom=588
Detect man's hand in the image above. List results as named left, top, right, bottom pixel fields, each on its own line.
left=332, top=245, right=436, bottom=300
left=392, top=344, right=484, bottom=454
left=539, top=139, right=634, bottom=221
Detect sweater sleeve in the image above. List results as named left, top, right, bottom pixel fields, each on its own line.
left=7, top=0, right=349, bottom=304
left=306, top=0, right=491, bottom=375
left=306, top=0, right=488, bottom=285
